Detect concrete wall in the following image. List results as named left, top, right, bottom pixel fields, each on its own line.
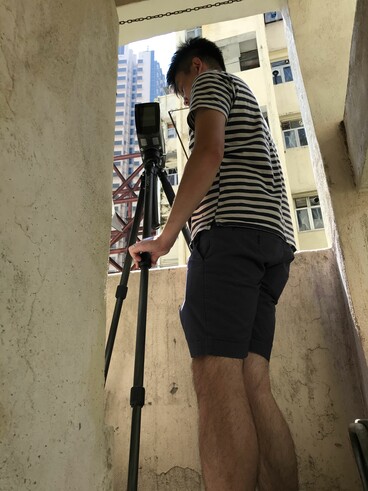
left=285, top=147, right=317, bottom=194
left=298, top=230, right=328, bottom=252
left=0, top=2, right=118, bottom=490
left=274, top=81, right=300, bottom=116
left=282, top=0, right=368, bottom=406
left=266, top=17, right=289, bottom=52
left=105, top=250, right=365, bottom=490
left=344, top=0, right=368, bottom=189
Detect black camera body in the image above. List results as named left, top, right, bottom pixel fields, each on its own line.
left=135, top=102, right=165, bottom=168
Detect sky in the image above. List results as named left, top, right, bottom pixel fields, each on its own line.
left=128, top=32, right=177, bottom=76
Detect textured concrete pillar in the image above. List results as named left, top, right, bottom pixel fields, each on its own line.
left=0, top=2, right=117, bottom=490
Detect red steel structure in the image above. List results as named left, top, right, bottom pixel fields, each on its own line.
left=110, top=153, right=144, bottom=272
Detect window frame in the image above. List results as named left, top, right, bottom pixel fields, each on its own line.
left=281, top=119, right=308, bottom=149
left=294, top=195, right=325, bottom=233
left=271, top=59, right=293, bottom=85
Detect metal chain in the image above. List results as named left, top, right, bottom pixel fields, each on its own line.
left=119, top=0, right=243, bottom=25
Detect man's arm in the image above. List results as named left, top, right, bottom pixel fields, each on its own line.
left=129, top=107, right=226, bottom=267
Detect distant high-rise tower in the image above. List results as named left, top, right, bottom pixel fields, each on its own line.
left=114, top=45, right=166, bottom=178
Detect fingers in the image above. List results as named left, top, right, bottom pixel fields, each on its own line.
left=128, top=242, right=140, bottom=269
left=128, top=240, right=155, bottom=270
left=128, top=235, right=169, bottom=270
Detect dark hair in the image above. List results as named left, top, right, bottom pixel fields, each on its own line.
left=166, top=37, right=226, bottom=93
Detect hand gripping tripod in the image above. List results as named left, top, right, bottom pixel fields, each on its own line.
left=105, top=144, right=191, bottom=490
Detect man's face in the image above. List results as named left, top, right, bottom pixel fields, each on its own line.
left=175, top=58, right=204, bottom=106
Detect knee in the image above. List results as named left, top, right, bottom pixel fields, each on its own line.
left=243, top=353, right=272, bottom=398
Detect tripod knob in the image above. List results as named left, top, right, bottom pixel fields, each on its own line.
left=139, top=251, right=151, bottom=269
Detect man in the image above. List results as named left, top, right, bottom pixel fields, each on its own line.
left=129, top=37, right=298, bottom=491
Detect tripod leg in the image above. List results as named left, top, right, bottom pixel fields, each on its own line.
left=158, top=168, right=192, bottom=249
left=105, top=175, right=146, bottom=382
left=127, top=162, right=154, bottom=491
left=127, top=266, right=149, bottom=491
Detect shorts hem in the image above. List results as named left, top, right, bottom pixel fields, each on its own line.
left=188, top=337, right=248, bottom=359
left=249, top=339, right=273, bottom=361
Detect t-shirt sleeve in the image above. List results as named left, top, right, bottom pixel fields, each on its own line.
left=187, top=71, right=233, bottom=130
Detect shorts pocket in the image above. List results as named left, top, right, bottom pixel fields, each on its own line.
left=192, top=231, right=211, bottom=261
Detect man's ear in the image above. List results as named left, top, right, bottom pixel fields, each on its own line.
left=192, top=56, right=204, bottom=74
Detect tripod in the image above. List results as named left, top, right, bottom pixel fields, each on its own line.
left=105, top=151, right=191, bottom=491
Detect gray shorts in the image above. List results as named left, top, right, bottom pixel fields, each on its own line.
left=179, top=226, right=294, bottom=360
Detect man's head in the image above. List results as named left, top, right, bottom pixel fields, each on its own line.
left=166, top=37, right=226, bottom=104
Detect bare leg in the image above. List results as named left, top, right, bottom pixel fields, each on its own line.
left=243, top=353, right=298, bottom=491
left=192, top=356, right=258, bottom=491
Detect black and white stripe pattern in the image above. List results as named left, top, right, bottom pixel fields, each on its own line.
left=187, top=70, right=296, bottom=248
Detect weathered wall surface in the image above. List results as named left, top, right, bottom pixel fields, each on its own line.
left=106, top=250, right=365, bottom=490
left=344, top=0, right=368, bottom=189
left=283, top=0, right=368, bottom=407
left=0, top=2, right=118, bottom=490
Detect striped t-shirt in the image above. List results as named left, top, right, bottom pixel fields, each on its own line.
left=187, top=70, right=296, bottom=248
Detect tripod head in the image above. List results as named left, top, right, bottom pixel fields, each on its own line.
left=135, top=102, right=165, bottom=168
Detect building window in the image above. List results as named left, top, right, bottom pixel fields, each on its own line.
left=271, top=60, right=293, bottom=84
left=239, top=39, right=260, bottom=71
left=295, top=195, right=324, bottom=232
left=167, top=127, right=176, bottom=139
left=116, top=102, right=124, bottom=107
left=186, top=27, right=202, bottom=41
left=264, top=11, right=283, bottom=24
left=281, top=119, right=308, bottom=148
left=167, top=168, right=178, bottom=186
left=239, top=49, right=259, bottom=71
